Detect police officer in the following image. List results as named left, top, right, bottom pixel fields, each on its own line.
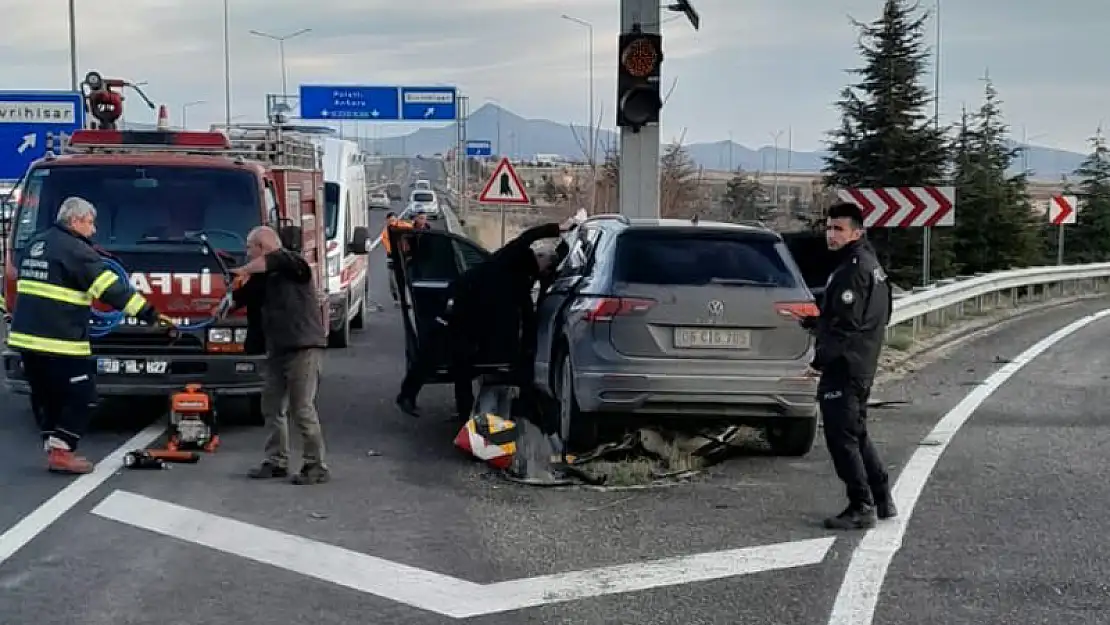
left=8, top=196, right=164, bottom=474
left=796, top=201, right=896, bottom=530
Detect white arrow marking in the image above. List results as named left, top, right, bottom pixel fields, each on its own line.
left=320, top=109, right=329, bottom=117
left=424, top=107, right=435, bottom=118
left=371, top=109, right=380, bottom=117
left=17, top=133, right=36, bottom=154
left=92, top=490, right=835, bottom=619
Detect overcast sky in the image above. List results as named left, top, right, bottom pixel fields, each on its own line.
left=3, top=0, right=1106, bottom=154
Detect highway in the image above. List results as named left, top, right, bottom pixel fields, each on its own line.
left=0, top=166, right=1108, bottom=622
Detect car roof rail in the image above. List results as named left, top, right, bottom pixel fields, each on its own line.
left=584, top=213, right=630, bottom=225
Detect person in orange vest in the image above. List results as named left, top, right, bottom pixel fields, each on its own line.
left=381, top=212, right=413, bottom=303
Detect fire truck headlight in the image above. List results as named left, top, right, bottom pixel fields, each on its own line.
left=207, top=328, right=233, bottom=344
left=233, top=328, right=249, bottom=343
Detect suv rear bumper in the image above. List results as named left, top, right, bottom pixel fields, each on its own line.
left=575, top=369, right=818, bottom=419
left=2, top=349, right=266, bottom=397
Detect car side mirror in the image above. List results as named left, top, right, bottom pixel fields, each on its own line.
left=347, top=226, right=370, bottom=255
left=279, top=225, right=302, bottom=252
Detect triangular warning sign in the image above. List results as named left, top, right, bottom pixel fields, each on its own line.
left=477, top=157, right=530, bottom=205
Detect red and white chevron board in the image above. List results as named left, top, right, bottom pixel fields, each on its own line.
left=836, top=186, right=956, bottom=227
left=1049, top=195, right=1077, bottom=225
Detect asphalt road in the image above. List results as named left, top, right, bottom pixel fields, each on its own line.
left=2, top=193, right=1110, bottom=623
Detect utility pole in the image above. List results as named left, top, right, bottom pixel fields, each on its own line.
left=67, top=0, right=78, bottom=91
left=223, top=0, right=232, bottom=127
left=618, top=0, right=662, bottom=219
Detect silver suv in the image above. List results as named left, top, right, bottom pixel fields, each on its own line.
left=533, top=215, right=821, bottom=454
left=387, top=215, right=821, bottom=455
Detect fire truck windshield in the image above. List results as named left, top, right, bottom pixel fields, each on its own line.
left=11, top=165, right=259, bottom=253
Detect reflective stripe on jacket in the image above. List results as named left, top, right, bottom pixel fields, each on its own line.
left=7, top=224, right=155, bottom=357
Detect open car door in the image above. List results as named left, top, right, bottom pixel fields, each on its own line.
left=779, top=230, right=837, bottom=307
left=387, top=228, right=493, bottom=382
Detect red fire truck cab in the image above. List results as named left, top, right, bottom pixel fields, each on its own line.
left=2, top=125, right=370, bottom=421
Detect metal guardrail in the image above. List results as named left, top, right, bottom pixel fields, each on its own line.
left=886, top=262, right=1110, bottom=341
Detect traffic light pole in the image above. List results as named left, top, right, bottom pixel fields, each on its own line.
left=618, top=0, right=661, bottom=219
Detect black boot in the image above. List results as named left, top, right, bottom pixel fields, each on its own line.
left=395, top=394, right=420, bottom=417
left=876, top=497, right=898, bottom=520
left=823, top=503, right=877, bottom=530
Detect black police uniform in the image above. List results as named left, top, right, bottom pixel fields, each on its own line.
left=8, top=223, right=158, bottom=450
left=805, top=238, right=894, bottom=525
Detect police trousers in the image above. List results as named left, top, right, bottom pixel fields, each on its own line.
left=22, top=351, right=96, bottom=451
left=818, top=374, right=890, bottom=508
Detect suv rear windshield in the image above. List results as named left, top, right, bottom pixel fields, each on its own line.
left=613, top=230, right=799, bottom=288
left=13, top=165, right=259, bottom=252
left=412, top=192, right=435, bottom=203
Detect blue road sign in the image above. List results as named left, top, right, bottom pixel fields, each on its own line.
left=466, top=140, right=492, bottom=157
left=298, top=85, right=401, bottom=121
left=400, top=86, right=457, bottom=121
left=0, top=90, right=85, bottom=180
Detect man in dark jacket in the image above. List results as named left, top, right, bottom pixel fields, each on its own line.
left=8, top=196, right=164, bottom=473
left=795, top=202, right=895, bottom=530
left=231, top=226, right=329, bottom=485
left=396, top=220, right=571, bottom=419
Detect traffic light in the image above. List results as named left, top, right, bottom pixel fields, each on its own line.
left=616, top=28, right=663, bottom=131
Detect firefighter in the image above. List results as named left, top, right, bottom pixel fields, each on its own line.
left=395, top=220, right=573, bottom=420
left=793, top=201, right=896, bottom=530
left=8, top=196, right=165, bottom=474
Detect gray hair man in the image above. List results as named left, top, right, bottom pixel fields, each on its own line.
left=231, top=225, right=330, bottom=485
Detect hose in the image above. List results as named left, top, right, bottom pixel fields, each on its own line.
left=88, top=255, right=220, bottom=338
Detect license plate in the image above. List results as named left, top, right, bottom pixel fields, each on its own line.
left=97, top=358, right=169, bottom=375
left=673, top=327, right=751, bottom=349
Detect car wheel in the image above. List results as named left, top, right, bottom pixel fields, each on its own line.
left=328, top=303, right=351, bottom=348
left=555, top=351, right=597, bottom=452
left=350, top=293, right=366, bottom=330
left=765, top=417, right=818, bottom=456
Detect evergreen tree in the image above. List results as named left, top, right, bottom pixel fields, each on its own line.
left=1063, top=130, right=1110, bottom=262
left=720, top=170, right=770, bottom=222
left=950, top=79, right=1042, bottom=273
left=822, top=0, right=951, bottom=285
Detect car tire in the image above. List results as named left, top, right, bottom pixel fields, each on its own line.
left=765, top=417, right=818, bottom=456
left=350, top=293, right=366, bottom=330
left=554, top=351, right=597, bottom=452
left=328, top=302, right=351, bottom=348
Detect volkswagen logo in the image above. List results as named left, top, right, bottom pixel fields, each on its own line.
left=707, top=300, right=724, bottom=316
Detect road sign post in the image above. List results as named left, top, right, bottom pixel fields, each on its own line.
left=477, top=157, right=530, bottom=246
left=0, top=91, right=86, bottom=181
left=618, top=0, right=661, bottom=219
left=1049, top=194, right=1077, bottom=265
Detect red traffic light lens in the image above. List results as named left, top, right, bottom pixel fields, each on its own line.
left=620, top=36, right=660, bottom=77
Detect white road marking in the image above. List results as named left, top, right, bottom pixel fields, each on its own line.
left=0, top=422, right=164, bottom=567
left=827, top=307, right=1110, bottom=625
left=92, top=489, right=835, bottom=619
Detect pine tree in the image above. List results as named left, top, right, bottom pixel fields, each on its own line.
left=1063, top=130, right=1110, bottom=262
left=950, top=78, right=1042, bottom=273
left=822, top=0, right=951, bottom=285
left=720, top=171, right=769, bottom=222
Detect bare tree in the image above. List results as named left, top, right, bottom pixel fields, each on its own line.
left=660, top=136, right=699, bottom=218
left=567, top=102, right=608, bottom=213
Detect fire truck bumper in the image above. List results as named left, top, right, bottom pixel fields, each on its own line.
left=2, top=349, right=266, bottom=397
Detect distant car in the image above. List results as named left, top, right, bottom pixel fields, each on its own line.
left=408, top=190, right=440, bottom=218
left=412, top=179, right=432, bottom=191
left=369, top=190, right=391, bottom=209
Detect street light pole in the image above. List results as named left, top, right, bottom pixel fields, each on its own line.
left=249, top=28, right=311, bottom=100
left=223, top=0, right=232, bottom=127
left=182, top=101, right=205, bottom=130
left=561, top=14, right=596, bottom=210
left=67, top=0, right=78, bottom=91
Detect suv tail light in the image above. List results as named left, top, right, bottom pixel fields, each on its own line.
left=577, top=296, right=655, bottom=322
left=774, top=301, right=820, bottom=319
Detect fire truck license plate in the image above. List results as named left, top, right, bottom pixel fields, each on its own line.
left=97, top=358, right=169, bottom=375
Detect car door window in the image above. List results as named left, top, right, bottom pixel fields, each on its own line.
left=558, top=226, right=600, bottom=277
left=396, top=231, right=490, bottom=283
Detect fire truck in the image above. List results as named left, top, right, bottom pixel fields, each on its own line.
left=1, top=71, right=370, bottom=423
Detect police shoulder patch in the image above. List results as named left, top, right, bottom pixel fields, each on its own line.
left=29, top=241, right=45, bottom=257
left=840, top=289, right=855, bottom=304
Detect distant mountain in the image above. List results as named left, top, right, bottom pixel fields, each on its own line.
left=128, top=105, right=1088, bottom=181
left=346, top=104, right=1085, bottom=181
